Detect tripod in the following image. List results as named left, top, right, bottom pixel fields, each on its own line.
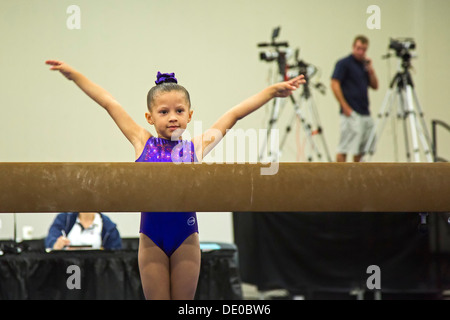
left=363, top=55, right=433, bottom=162
left=257, top=31, right=331, bottom=162
left=278, top=64, right=332, bottom=162
left=258, top=59, right=331, bottom=162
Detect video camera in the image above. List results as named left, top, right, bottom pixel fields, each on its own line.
left=257, top=27, right=289, bottom=63
left=388, top=37, right=416, bottom=59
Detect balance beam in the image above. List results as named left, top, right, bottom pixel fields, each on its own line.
left=0, top=162, right=449, bottom=213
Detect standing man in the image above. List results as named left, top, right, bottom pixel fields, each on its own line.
left=331, top=35, right=379, bottom=162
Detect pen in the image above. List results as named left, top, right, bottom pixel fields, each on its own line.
left=61, top=230, right=66, bottom=238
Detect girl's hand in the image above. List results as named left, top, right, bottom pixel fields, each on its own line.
left=272, top=75, right=306, bottom=97
left=45, top=60, right=75, bottom=80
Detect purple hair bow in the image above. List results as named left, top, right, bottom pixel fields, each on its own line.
left=155, top=72, right=178, bottom=85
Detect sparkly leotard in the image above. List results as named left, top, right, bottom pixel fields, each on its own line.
left=136, top=136, right=198, bottom=257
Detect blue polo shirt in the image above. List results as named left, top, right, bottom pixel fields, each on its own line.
left=331, top=54, right=370, bottom=115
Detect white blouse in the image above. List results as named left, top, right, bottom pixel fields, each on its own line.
left=67, top=213, right=103, bottom=249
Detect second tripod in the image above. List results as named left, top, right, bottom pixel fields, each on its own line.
left=363, top=38, right=433, bottom=162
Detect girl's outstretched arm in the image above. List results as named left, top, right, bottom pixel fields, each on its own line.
left=46, top=60, right=150, bottom=156
left=195, top=75, right=305, bottom=159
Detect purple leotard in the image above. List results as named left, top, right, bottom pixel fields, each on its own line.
left=136, top=136, right=198, bottom=257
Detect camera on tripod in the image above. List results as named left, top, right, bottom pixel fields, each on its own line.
left=259, top=51, right=281, bottom=62
left=257, top=27, right=289, bottom=63
left=256, top=27, right=332, bottom=162
left=388, top=37, right=416, bottom=59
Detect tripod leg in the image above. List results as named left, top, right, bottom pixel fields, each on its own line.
left=278, top=109, right=297, bottom=157
left=391, top=102, right=399, bottom=162
left=411, top=88, right=433, bottom=161
left=259, top=97, right=282, bottom=161
left=290, top=95, right=321, bottom=161
left=411, top=87, right=433, bottom=147
left=302, top=96, right=317, bottom=161
left=291, top=95, right=313, bottom=161
left=307, top=95, right=332, bottom=162
left=302, top=96, right=315, bottom=162
left=416, top=125, right=434, bottom=162
left=362, top=88, right=395, bottom=161
left=398, top=87, right=412, bottom=162
left=405, top=85, right=421, bottom=162
left=412, top=110, right=433, bottom=162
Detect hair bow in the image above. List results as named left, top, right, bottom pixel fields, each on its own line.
left=155, top=72, right=178, bottom=85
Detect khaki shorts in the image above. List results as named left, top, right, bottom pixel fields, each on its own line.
left=337, top=112, right=375, bottom=155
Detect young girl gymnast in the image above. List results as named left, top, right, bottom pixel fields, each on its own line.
left=46, top=59, right=305, bottom=299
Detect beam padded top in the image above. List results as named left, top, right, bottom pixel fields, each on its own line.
left=0, top=162, right=448, bottom=213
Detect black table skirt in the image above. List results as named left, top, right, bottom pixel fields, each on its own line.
left=0, top=241, right=242, bottom=300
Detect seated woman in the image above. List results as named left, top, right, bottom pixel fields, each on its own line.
left=45, top=212, right=122, bottom=250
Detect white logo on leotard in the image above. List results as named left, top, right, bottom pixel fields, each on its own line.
left=187, top=216, right=196, bottom=226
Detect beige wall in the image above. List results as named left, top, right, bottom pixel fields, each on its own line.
left=1, top=0, right=449, bottom=241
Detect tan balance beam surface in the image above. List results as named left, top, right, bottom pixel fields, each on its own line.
left=0, top=162, right=449, bottom=213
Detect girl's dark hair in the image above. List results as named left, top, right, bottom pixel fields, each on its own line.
left=146, top=72, right=191, bottom=111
